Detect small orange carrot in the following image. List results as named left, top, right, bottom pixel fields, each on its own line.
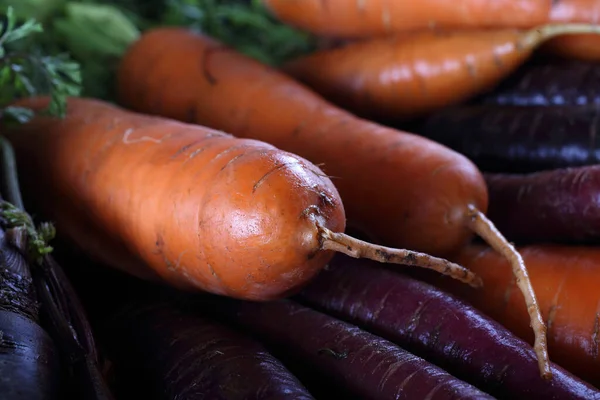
left=1, top=96, right=482, bottom=303
left=542, top=0, right=600, bottom=62
left=282, top=23, right=600, bottom=121
left=262, top=0, right=552, bottom=38
left=424, top=244, right=600, bottom=388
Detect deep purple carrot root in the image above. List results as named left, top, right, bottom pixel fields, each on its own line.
left=203, top=297, right=493, bottom=400
left=0, top=226, right=62, bottom=400
left=100, top=301, right=315, bottom=400
left=0, top=311, right=62, bottom=400
left=477, top=58, right=600, bottom=106
left=485, top=166, right=600, bottom=245
left=419, top=105, right=600, bottom=173
left=297, top=255, right=600, bottom=400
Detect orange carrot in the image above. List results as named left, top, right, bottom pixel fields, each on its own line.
left=116, top=28, right=552, bottom=378
left=423, top=244, right=600, bottom=388
left=282, top=23, right=600, bottom=121
left=262, top=0, right=552, bottom=38
left=542, top=0, right=600, bottom=61
left=1, top=96, right=483, bottom=304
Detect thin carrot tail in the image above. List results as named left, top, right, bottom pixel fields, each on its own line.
left=466, top=205, right=552, bottom=380
left=522, top=23, right=600, bottom=48
left=318, top=224, right=483, bottom=289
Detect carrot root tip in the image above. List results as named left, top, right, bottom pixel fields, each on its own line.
left=317, top=223, right=481, bottom=288
left=523, top=23, right=600, bottom=49
left=466, top=204, right=551, bottom=378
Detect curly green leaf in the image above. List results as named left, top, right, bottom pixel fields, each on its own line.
left=0, top=6, right=82, bottom=120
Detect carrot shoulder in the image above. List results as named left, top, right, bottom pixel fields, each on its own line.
left=282, top=23, right=600, bottom=121
left=262, top=0, right=552, bottom=38
left=426, top=244, right=600, bottom=388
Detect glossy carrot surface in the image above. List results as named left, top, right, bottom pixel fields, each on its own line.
left=262, top=0, right=552, bottom=38
left=283, top=24, right=600, bottom=121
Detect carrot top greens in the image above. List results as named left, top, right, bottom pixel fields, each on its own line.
left=0, top=6, right=81, bottom=121
left=1, top=0, right=316, bottom=101
left=158, top=0, right=317, bottom=66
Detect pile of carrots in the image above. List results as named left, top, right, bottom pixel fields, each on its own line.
left=3, top=0, right=600, bottom=399
left=266, top=0, right=600, bottom=122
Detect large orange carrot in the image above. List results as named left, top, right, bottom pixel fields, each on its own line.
left=116, top=28, right=552, bottom=378
left=261, top=0, right=552, bottom=38
left=282, top=23, right=600, bottom=121
left=542, top=0, right=600, bottom=62
left=1, top=96, right=483, bottom=303
left=423, top=244, right=600, bottom=388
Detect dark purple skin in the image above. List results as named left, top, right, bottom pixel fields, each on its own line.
left=476, top=58, right=600, bottom=107
left=297, top=255, right=600, bottom=400
left=485, top=165, right=600, bottom=245
left=206, top=297, right=493, bottom=400
left=0, top=311, right=62, bottom=400
left=101, top=301, right=315, bottom=400
left=0, top=225, right=62, bottom=400
left=418, top=105, right=600, bottom=173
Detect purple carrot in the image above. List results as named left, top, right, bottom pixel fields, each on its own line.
left=485, top=166, right=600, bottom=244
left=100, top=300, right=315, bottom=400
left=477, top=58, right=600, bottom=106
left=419, top=104, right=600, bottom=173
left=203, top=297, right=493, bottom=400
left=0, top=227, right=62, bottom=400
left=297, top=255, right=600, bottom=399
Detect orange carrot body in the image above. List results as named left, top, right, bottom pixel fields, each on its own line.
left=262, top=0, right=552, bottom=38
left=116, top=28, right=488, bottom=257
left=543, top=0, right=600, bottom=61
left=3, top=97, right=346, bottom=301
left=116, top=29, right=559, bottom=378
left=283, top=24, right=600, bottom=121
left=284, top=29, right=535, bottom=121
left=427, top=244, right=600, bottom=387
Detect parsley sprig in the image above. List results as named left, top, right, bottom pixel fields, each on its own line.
left=1, top=1, right=315, bottom=102
left=0, top=6, right=82, bottom=122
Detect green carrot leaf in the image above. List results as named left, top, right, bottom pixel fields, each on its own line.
left=0, top=6, right=82, bottom=120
